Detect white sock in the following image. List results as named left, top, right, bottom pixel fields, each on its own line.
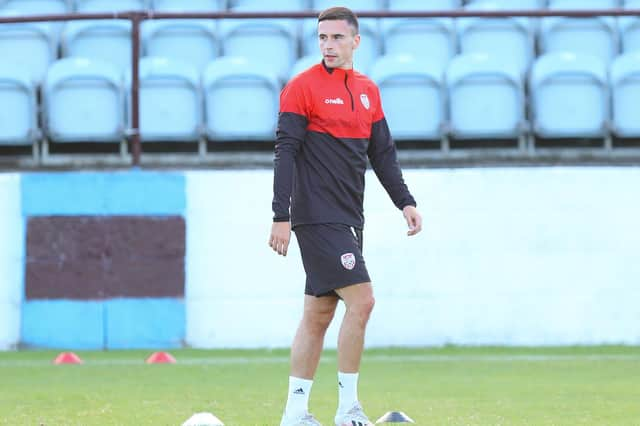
left=337, top=371, right=359, bottom=414
left=284, top=376, right=313, bottom=419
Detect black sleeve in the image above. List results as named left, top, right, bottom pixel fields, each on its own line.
left=272, top=112, right=308, bottom=221
left=367, top=117, right=417, bottom=210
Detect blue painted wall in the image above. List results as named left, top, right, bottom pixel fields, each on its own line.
left=20, top=171, right=187, bottom=350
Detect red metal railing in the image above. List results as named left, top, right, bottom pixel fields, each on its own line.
left=1, top=8, right=639, bottom=166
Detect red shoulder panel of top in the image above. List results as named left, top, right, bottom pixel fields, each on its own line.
left=279, top=63, right=386, bottom=139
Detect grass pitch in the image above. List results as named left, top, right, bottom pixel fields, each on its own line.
left=1, top=346, right=639, bottom=425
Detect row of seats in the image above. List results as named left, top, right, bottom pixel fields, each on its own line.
left=2, top=0, right=640, bottom=83
left=1, top=51, right=639, bottom=147
left=1, top=0, right=638, bottom=13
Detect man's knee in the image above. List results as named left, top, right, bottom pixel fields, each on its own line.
left=347, top=295, right=375, bottom=326
left=303, top=302, right=337, bottom=334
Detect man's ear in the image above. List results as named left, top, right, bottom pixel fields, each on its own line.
left=353, top=33, right=361, bottom=50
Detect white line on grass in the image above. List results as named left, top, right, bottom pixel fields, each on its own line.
left=0, top=353, right=638, bottom=367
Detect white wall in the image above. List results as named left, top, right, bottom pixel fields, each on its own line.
left=185, top=167, right=640, bottom=348
left=0, top=174, right=22, bottom=350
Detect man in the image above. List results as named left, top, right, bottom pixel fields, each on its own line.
left=269, top=6, right=422, bottom=426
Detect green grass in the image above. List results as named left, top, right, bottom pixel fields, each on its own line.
left=1, top=346, right=639, bottom=425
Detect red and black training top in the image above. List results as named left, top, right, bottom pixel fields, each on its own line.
left=272, top=61, right=416, bottom=228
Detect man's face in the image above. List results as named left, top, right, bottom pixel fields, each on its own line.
left=318, top=19, right=360, bottom=70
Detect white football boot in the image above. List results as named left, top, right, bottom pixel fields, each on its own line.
left=280, top=411, right=323, bottom=426
left=334, top=403, right=374, bottom=426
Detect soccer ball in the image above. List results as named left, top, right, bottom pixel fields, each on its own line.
left=182, top=412, right=224, bottom=426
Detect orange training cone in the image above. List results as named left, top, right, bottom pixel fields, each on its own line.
left=146, top=351, right=177, bottom=364
left=53, top=352, right=83, bottom=365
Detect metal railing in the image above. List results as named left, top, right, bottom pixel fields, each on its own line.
left=1, top=8, right=639, bottom=166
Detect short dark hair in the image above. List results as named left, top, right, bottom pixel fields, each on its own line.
left=318, top=6, right=359, bottom=35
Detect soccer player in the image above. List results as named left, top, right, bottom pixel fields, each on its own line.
left=269, top=6, right=422, bottom=426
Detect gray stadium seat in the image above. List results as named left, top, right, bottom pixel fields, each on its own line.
left=446, top=53, right=526, bottom=140
left=126, top=57, right=202, bottom=142
left=203, top=56, right=280, bottom=141
left=44, top=58, right=125, bottom=142
left=530, top=52, right=610, bottom=139
left=143, top=20, right=219, bottom=71
left=610, top=52, right=640, bottom=138
left=0, top=68, right=39, bottom=146
left=371, top=54, right=446, bottom=141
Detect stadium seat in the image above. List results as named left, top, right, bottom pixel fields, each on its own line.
left=0, top=9, right=57, bottom=83
left=125, top=57, right=202, bottom=141
left=610, top=52, right=640, bottom=137
left=43, top=58, right=125, bottom=142
left=289, top=54, right=323, bottom=79
left=231, top=0, right=306, bottom=10
left=620, top=0, right=640, bottom=54
left=220, top=5, right=299, bottom=82
left=382, top=19, right=456, bottom=66
left=0, top=68, right=39, bottom=146
left=446, top=53, right=526, bottom=140
left=75, top=0, right=149, bottom=12
left=62, top=20, right=133, bottom=72
left=465, top=0, right=545, bottom=7
left=1, top=0, right=70, bottom=15
left=387, top=0, right=462, bottom=9
left=202, top=56, right=280, bottom=141
left=370, top=55, right=446, bottom=141
left=152, top=0, right=224, bottom=11
left=530, top=52, right=610, bottom=139
left=382, top=0, right=457, bottom=69
left=1, top=0, right=71, bottom=49
left=458, top=1, right=534, bottom=76
left=541, top=0, right=619, bottom=64
left=143, top=20, right=219, bottom=71
left=311, top=0, right=383, bottom=11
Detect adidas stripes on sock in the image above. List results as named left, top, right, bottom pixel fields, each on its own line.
left=284, top=376, right=313, bottom=418
left=337, top=371, right=359, bottom=414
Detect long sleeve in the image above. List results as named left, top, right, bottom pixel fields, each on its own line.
left=367, top=90, right=416, bottom=210
left=272, top=81, right=309, bottom=221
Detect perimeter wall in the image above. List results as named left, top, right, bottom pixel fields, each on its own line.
left=1, top=168, right=639, bottom=350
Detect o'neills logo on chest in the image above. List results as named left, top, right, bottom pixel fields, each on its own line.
left=324, top=97, right=344, bottom=105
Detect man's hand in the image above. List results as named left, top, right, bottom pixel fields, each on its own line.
left=403, top=205, right=423, bottom=236
left=269, top=221, right=291, bottom=256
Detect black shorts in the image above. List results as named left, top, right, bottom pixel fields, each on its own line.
left=293, top=223, right=371, bottom=297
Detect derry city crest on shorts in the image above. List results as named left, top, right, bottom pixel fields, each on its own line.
left=341, top=253, right=356, bottom=270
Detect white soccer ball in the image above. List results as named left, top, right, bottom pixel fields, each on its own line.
left=182, top=412, right=224, bottom=426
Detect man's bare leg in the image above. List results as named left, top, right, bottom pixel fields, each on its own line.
left=334, top=282, right=375, bottom=424
left=281, top=294, right=338, bottom=424
left=335, top=282, right=374, bottom=373
left=290, top=294, right=339, bottom=378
